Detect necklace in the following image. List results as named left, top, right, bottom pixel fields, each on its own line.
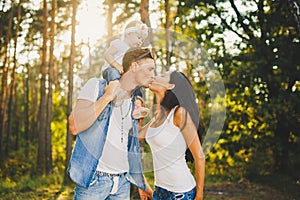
left=120, top=101, right=132, bottom=143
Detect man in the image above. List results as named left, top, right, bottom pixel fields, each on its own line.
left=68, top=48, right=154, bottom=199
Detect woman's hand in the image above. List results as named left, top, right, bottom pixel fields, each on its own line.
left=138, top=181, right=153, bottom=200
left=194, top=190, right=203, bottom=200
left=138, top=188, right=153, bottom=200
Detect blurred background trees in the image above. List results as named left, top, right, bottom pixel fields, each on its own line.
left=0, top=0, right=299, bottom=196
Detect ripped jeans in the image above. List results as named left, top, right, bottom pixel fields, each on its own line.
left=74, top=172, right=130, bottom=200
left=152, top=185, right=196, bottom=200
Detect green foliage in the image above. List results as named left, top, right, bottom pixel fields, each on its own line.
left=52, top=91, right=68, bottom=171
left=0, top=143, right=37, bottom=181
left=176, top=0, right=300, bottom=182
left=0, top=0, right=300, bottom=195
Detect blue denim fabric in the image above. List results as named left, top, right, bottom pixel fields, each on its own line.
left=67, top=79, right=145, bottom=190
left=132, top=87, right=143, bottom=99
left=74, top=173, right=130, bottom=200
left=103, top=67, right=121, bottom=83
left=152, top=186, right=196, bottom=200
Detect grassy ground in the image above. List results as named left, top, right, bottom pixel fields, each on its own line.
left=0, top=175, right=299, bottom=199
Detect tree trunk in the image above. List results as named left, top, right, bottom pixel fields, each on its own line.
left=14, top=83, right=19, bottom=151
left=0, top=3, right=14, bottom=160
left=140, top=0, right=153, bottom=45
left=64, top=0, right=77, bottom=185
left=273, top=115, right=290, bottom=174
left=24, top=64, right=30, bottom=157
left=106, top=1, right=113, bottom=38
left=140, top=0, right=151, bottom=27
left=165, top=0, right=171, bottom=71
left=46, top=0, right=56, bottom=175
left=37, top=0, right=48, bottom=175
left=6, top=0, right=22, bottom=157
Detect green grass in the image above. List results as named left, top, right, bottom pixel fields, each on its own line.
left=0, top=172, right=75, bottom=200
left=1, top=171, right=299, bottom=200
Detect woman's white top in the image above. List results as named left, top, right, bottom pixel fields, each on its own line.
left=145, top=107, right=196, bottom=192
left=77, top=78, right=131, bottom=174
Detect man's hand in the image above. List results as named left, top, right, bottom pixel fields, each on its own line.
left=138, top=184, right=153, bottom=200
left=104, top=80, right=120, bottom=102
left=68, top=112, right=78, bottom=135
left=68, top=80, right=120, bottom=136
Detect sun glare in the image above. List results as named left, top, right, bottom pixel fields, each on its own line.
left=76, top=0, right=106, bottom=45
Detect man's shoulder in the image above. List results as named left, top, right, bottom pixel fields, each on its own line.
left=85, top=77, right=106, bottom=84
left=78, top=78, right=107, bottom=101
left=83, top=78, right=106, bottom=89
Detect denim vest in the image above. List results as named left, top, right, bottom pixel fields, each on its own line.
left=67, top=79, right=146, bottom=190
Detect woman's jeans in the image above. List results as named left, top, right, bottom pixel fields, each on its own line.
left=152, top=185, right=196, bottom=200
left=74, top=172, right=130, bottom=200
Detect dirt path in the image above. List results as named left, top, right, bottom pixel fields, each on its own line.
left=1, top=179, right=299, bottom=199
left=204, top=179, right=298, bottom=200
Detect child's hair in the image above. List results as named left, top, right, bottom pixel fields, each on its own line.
left=123, top=20, right=148, bottom=39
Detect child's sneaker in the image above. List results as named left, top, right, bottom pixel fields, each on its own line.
left=132, top=106, right=150, bottom=119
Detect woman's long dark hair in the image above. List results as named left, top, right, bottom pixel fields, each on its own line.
left=160, top=71, right=205, bottom=162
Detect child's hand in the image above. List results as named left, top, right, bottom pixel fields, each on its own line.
left=116, top=65, right=124, bottom=74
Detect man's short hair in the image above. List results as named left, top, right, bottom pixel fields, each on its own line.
left=122, top=47, right=153, bottom=72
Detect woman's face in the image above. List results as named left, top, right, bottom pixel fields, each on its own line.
left=149, top=71, right=175, bottom=95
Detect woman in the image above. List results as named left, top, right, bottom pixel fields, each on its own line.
left=140, top=71, right=205, bottom=200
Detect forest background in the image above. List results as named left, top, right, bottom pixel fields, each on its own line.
left=0, top=0, right=300, bottom=199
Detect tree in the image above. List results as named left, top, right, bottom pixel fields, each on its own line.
left=165, top=0, right=171, bottom=69
left=103, top=0, right=138, bottom=38
left=174, top=0, right=300, bottom=179
left=64, top=0, right=77, bottom=185
left=0, top=2, right=14, bottom=160
left=140, top=0, right=151, bottom=26
left=5, top=0, right=23, bottom=157
left=37, top=0, right=48, bottom=175
left=45, top=0, right=57, bottom=174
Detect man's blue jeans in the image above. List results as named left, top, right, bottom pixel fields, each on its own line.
left=152, top=185, right=196, bottom=200
left=74, top=172, right=130, bottom=200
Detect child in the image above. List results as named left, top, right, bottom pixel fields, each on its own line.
left=102, top=20, right=150, bottom=119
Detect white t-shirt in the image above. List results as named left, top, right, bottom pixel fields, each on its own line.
left=77, top=78, right=132, bottom=174
left=102, top=39, right=130, bottom=72
left=145, top=107, right=196, bottom=192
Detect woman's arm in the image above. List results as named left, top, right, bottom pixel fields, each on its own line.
left=174, top=107, right=205, bottom=200
left=138, top=118, right=154, bottom=141
left=69, top=80, right=119, bottom=135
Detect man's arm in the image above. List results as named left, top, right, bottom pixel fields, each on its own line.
left=69, top=80, right=119, bottom=135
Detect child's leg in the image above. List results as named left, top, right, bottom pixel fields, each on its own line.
left=103, top=67, right=121, bottom=83
left=103, top=67, right=126, bottom=106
